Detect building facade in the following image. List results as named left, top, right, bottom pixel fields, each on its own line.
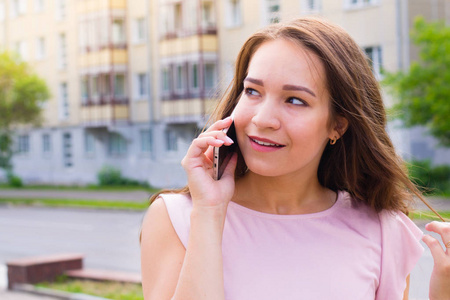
left=0, top=0, right=449, bottom=188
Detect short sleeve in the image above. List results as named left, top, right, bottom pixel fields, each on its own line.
left=376, top=210, right=424, bottom=300
left=160, top=193, right=193, bottom=248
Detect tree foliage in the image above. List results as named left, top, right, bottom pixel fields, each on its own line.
left=383, top=17, right=450, bottom=146
left=0, top=51, right=50, bottom=170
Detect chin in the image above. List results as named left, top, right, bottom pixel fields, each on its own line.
left=245, top=161, right=285, bottom=177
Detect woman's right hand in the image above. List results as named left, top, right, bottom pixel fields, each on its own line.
left=181, top=117, right=238, bottom=213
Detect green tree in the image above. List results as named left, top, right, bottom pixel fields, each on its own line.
left=0, top=51, right=50, bottom=171
left=383, top=17, right=450, bottom=146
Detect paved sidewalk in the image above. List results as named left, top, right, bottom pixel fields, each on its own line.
left=412, top=196, right=450, bottom=212
left=0, top=189, right=152, bottom=202
left=0, top=290, right=56, bottom=300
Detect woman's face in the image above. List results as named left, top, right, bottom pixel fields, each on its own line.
left=234, top=38, right=338, bottom=179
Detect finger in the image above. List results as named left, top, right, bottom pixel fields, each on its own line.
left=203, top=116, right=233, bottom=133
left=221, top=153, right=238, bottom=181
left=198, top=130, right=234, bottom=146
left=186, top=136, right=224, bottom=160
left=422, top=235, right=447, bottom=261
left=205, top=145, right=214, bottom=162
left=425, top=221, right=450, bottom=246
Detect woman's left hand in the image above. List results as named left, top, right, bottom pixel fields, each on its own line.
left=422, top=221, right=450, bottom=300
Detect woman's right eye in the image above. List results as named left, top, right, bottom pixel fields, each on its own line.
left=245, top=88, right=260, bottom=96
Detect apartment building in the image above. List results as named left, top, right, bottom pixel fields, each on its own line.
left=0, top=0, right=448, bottom=188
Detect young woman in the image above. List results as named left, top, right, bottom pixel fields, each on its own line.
left=140, top=17, right=450, bottom=300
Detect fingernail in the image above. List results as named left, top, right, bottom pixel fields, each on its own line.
left=216, top=139, right=225, bottom=144
left=223, top=116, right=232, bottom=121
left=225, top=136, right=234, bottom=144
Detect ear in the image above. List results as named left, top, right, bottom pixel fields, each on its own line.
left=329, top=116, right=348, bottom=140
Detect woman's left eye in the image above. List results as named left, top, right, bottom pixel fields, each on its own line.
left=287, top=97, right=307, bottom=106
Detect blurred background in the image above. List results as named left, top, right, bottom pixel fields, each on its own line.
left=1, top=0, right=450, bottom=299
left=0, top=0, right=449, bottom=189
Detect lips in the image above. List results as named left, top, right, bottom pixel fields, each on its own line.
left=248, top=136, right=285, bottom=148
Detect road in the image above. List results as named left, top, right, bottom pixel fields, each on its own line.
left=0, top=205, right=445, bottom=300
left=0, top=205, right=145, bottom=274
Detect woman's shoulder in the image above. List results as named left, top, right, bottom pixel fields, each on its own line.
left=337, top=190, right=418, bottom=227
left=336, top=190, right=380, bottom=223
left=158, top=192, right=192, bottom=207
left=336, top=191, right=422, bottom=240
left=155, top=192, right=192, bottom=248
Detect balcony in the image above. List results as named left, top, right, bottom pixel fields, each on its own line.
left=78, top=48, right=128, bottom=67
left=80, top=97, right=129, bottom=126
left=159, top=34, right=217, bottom=57
left=161, top=98, right=218, bottom=123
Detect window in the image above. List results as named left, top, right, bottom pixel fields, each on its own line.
left=58, top=33, right=67, bottom=69
left=11, top=0, right=26, bottom=18
left=56, top=0, right=66, bottom=20
left=134, top=18, right=146, bottom=43
left=80, top=76, right=89, bottom=104
left=135, top=73, right=148, bottom=99
left=225, top=0, right=242, bottom=28
left=34, top=0, right=44, bottom=12
left=204, top=62, right=216, bottom=90
left=161, top=67, right=171, bottom=93
left=112, top=19, right=125, bottom=46
left=175, top=64, right=186, bottom=92
left=84, top=131, right=95, bottom=154
left=59, top=82, right=69, bottom=120
left=190, top=63, right=199, bottom=90
left=99, top=74, right=111, bottom=100
left=166, top=130, right=178, bottom=152
left=42, top=133, right=51, bottom=153
left=265, top=0, right=280, bottom=24
left=363, top=46, right=382, bottom=79
left=35, top=37, right=45, bottom=60
left=174, top=3, right=182, bottom=31
left=346, top=0, right=378, bottom=9
left=302, top=0, right=321, bottom=13
left=63, top=133, right=72, bottom=167
left=18, top=134, right=29, bottom=154
left=140, top=129, right=152, bottom=153
left=108, top=132, right=127, bottom=155
left=201, top=1, right=215, bottom=29
left=114, top=74, right=126, bottom=98
left=91, top=75, right=99, bottom=101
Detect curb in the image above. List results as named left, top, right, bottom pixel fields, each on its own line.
left=13, top=283, right=111, bottom=300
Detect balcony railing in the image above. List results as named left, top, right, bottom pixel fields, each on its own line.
left=81, top=96, right=129, bottom=106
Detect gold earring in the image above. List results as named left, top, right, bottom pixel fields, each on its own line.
left=330, top=137, right=337, bottom=145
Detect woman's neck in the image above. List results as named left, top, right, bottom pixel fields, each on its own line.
left=233, top=171, right=336, bottom=215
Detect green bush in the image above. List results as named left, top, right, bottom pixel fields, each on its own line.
left=97, top=165, right=150, bottom=187
left=7, top=173, right=23, bottom=187
left=407, top=160, right=450, bottom=195
left=97, top=165, right=123, bottom=186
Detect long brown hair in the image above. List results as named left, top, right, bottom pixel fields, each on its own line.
left=150, top=17, right=442, bottom=219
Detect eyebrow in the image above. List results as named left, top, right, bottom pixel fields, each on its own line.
left=244, top=77, right=316, bottom=97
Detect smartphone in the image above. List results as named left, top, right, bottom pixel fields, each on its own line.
left=213, top=121, right=238, bottom=180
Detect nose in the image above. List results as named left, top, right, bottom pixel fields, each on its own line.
left=251, top=100, right=281, bottom=130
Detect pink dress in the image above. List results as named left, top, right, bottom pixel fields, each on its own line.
left=161, top=190, right=423, bottom=300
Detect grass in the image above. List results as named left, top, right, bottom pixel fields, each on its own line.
left=36, top=277, right=143, bottom=300
left=410, top=210, right=450, bottom=221
left=0, top=198, right=149, bottom=210
left=0, top=196, right=448, bottom=220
